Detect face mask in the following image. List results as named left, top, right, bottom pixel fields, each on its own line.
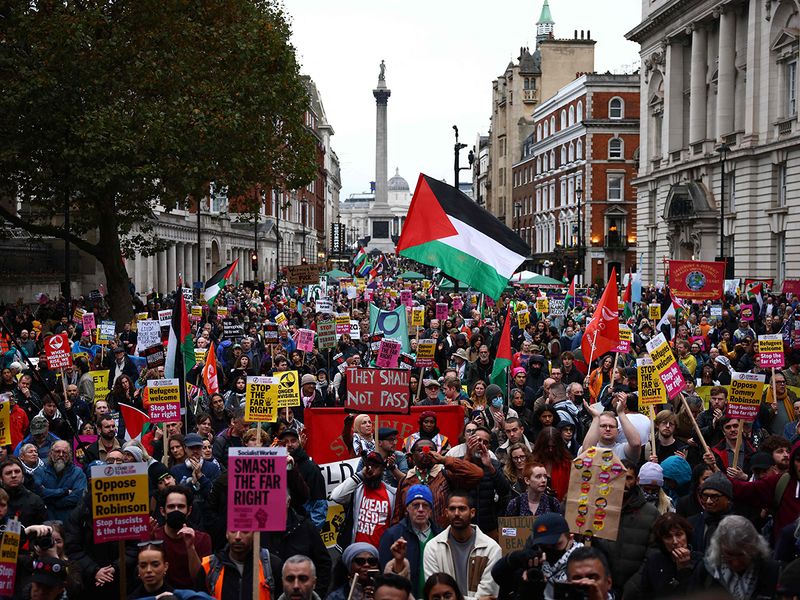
left=491, top=397, right=504, bottom=409
left=165, top=510, right=187, bottom=530
left=643, top=491, right=659, bottom=504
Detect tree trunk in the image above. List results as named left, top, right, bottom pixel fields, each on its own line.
left=96, top=211, right=135, bottom=328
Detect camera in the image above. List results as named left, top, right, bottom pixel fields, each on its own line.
left=553, top=581, right=590, bottom=600
left=32, top=532, right=54, bottom=550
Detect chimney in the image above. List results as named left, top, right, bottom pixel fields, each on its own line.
left=580, top=30, right=584, bottom=40
left=587, top=30, right=591, bottom=40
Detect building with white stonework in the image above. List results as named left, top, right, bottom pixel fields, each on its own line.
left=626, top=0, right=800, bottom=286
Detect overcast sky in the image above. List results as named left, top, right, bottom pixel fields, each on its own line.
left=282, top=0, right=642, bottom=200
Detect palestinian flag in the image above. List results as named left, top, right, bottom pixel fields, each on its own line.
left=203, top=260, right=238, bottom=306
left=565, top=276, right=576, bottom=309
left=562, top=267, right=569, bottom=284
left=622, top=275, right=633, bottom=320
left=165, top=288, right=196, bottom=382
left=353, top=246, right=368, bottom=274
left=396, top=175, right=529, bottom=300
left=748, top=283, right=764, bottom=312
left=490, top=308, right=512, bottom=391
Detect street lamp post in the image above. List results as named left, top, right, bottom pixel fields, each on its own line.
left=716, top=143, right=730, bottom=261
left=452, top=125, right=474, bottom=189
left=575, top=186, right=584, bottom=283
left=514, top=202, right=522, bottom=237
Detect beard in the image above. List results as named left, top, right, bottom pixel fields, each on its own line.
left=51, top=458, right=67, bottom=473
left=364, top=474, right=383, bottom=489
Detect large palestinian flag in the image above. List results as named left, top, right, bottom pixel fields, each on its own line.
left=396, top=175, right=530, bottom=300
left=165, top=289, right=196, bottom=381
left=203, top=260, right=238, bottom=306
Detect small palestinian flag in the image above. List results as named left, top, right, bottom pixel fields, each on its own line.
left=490, top=307, right=513, bottom=390
left=203, top=260, right=238, bottom=306
left=565, top=275, right=576, bottom=309
left=622, top=275, right=633, bottom=320
left=165, top=288, right=196, bottom=382
left=396, top=175, right=529, bottom=300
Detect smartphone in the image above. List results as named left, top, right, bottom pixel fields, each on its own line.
left=553, top=582, right=590, bottom=600
left=365, top=569, right=381, bottom=587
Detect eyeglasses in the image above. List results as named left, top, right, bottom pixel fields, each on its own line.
left=512, top=455, right=528, bottom=462
left=137, top=539, right=164, bottom=547
left=700, top=492, right=724, bottom=502
left=598, top=424, right=617, bottom=430
left=351, top=556, right=378, bottom=567
left=106, top=457, right=124, bottom=464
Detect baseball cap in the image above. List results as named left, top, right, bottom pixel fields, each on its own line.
left=378, top=427, right=399, bottom=441
left=184, top=433, right=203, bottom=448
left=148, top=462, right=172, bottom=487
left=363, top=451, right=385, bottom=466
left=423, top=379, right=440, bottom=388
left=530, top=513, right=569, bottom=546
left=405, top=484, right=433, bottom=508
left=113, top=346, right=126, bottom=354
left=278, top=429, right=300, bottom=440
left=30, top=415, right=49, bottom=435
left=29, top=557, right=68, bottom=588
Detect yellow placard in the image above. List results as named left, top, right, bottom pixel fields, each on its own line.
left=0, top=400, right=10, bottom=446
left=289, top=298, right=297, bottom=310
left=637, top=357, right=666, bottom=406
left=649, top=304, right=661, bottom=321
left=217, top=306, right=228, bottom=317
left=90, top=370, right=110, bottom=402
left=276, top=370, right=300, bottom=409
left=0, top=519, right=21, bottom=592
left=194, top=348, right=208, bottom=363
left=245, top=376, right=278, bottom=422
left=648, top=338, right=676, bottom=374
left=517, top=310, right=530, bottom=328
left=618, top=326, right=632, bottom=343
left=416, top=340, right=436, bottom=363
left=90, top=467, right=149, bottom=536
left=136, top=312, right=149, bottom=321
left=536, top=298, right=549, bottom=314
left=411, top=307, right=425, bottom=328
left=191, top=306, right=202, bottom=318
left=275, top=312, right=287, bottom=326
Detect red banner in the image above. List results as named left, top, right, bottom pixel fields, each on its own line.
left=783, top=280, right=800, bottom=295
left=668, top=260, right=725, bottom=300
left=346, top=368, right=410, bottom=414
left=304, top=405, right=464, bottom=464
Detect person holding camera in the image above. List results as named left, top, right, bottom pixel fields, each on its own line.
left=490, top=512, right=582, bottom=600
left=560, top=546, right=614, bottom=600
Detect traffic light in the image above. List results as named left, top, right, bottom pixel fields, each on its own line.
left=250, top=251, right=258, bottom=272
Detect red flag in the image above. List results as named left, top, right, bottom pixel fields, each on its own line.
left=581, top=268, right=621, bottom=364
left=118, top=403, right=149, bottom=441
left=203, top=342, right=219, bottom=395
left=622, top=275, right=632, bottom=304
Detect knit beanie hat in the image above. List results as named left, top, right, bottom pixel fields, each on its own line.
left=485, top=384, right=503, bottom=401
left=701, top=471, right=733, bottom=499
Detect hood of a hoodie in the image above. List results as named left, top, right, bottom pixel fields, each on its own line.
left=623, top=484, right=647, bottom=512
left=790, top=440, right=800, bottom=481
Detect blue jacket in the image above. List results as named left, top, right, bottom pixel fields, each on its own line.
left=33, top=461, right=87, bottom=522
left=170, top=460, right=221, bottom=499
left=379, top=516, right=442, bottom=598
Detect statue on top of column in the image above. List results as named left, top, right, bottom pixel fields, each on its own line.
left=379, top=60, right=386, bottom=81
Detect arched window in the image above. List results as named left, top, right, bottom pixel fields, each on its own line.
left=543, top=121, right=549, bottom=137
left=609, top=97, right=624, bottom=119
left=550, top=116, right=556, bottom=133
left=549, top=149, right=556, bottom=168
left=560, top=110, right=567, bottom=129
left=537, top=124, right=542, bottom=141
left=568, top=105, right=575, bottom=126
left=576, top=139, right=583, bottom=160
left=609, top=137, right=623, bottom=159
left=568, top=142, right=575, bottom=162
left=561, top=146, right=567, bottom=164
left=577, top=100, right=583, bottom=122
left=537, top=156, right=542, bottom=173
left=542, top=154, right=548, bottom=171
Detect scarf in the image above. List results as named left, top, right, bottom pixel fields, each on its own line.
left=713, top=562, right=758, bottom=600
left=775, top=387, right=796, bottom=423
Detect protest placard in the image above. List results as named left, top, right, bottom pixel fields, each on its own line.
left=740, top=304, right=755, bottom=321
left=90, top=462, right=149, bottom=543
left=147, top=378, right=181, bottom=423
left=346, top=368, right=411, bottom=414
left=158, top=310, right=172, bottom=327
left=565, top=446, right=626, bottom=540
left=614, top=325, right=632, bottom=354
left=369, top=332, right=385, bottom=352
left=451, top=295, right=463, bottom=311
left=315, top=298, right=333, bottom=315
left=416, top=339, right=436, bottom=368
left=190, top=305, right=202, bottom=321
left=646, top=333, right=686, bottom=400
left=398, top=353, right=415, bottom=370
left=44, top=333, right=72, bottom=369
left=363, top=288, right=374, bottom=303
left=97, top=321, right=116, bottom=345
left=142, top=344, right=165, bottom=368
left=710, top=305, right=722, bottom=318
left=648, top=304, right=661, bottom=321
left=317, top=320, right=337, bottom=349
left=435, top=303, right=448, bottom=320
left=498, top=516, right=534, bottom=556
left=245, top=376, right=278, bottom=422
left=194, top=348, right=207, bottom=364
left=535, top=297, right=549, bottom=314
left=276, top=371, right=300, bottom=408
left=227, top=447, right=287, bottom=532
left=410, top=306, right=425, bottom=328
left=295, top=329, right=315, bottom=353
left=335, top=314, right=350, bottom=336
left=0, top=519, right=21, bottom=595
left=136, top=320, right=161, bottom=352
left=216, top=306, right=228, bottom=318
left=400, top=289, right=412, bottom=307
left=758, top=333, right=785, bottom=369
left=223, top=319, right=245, bottom=340
left=82, top=312, right=96, bottom=332
left=376, top=339, right=402, bottom=368
left=275, top=312, right=287, bottom=326
left=637, top=357, right=666, bottom=406
left=90, top=370, right=110, bottom=401
left=286, top=263, right=323, bottom=286
left=727, top=372, right=766, bottom=422
left=517, top=310, right=530, bottom=328
left=332, top=353, right=347, bottom=374
left=72, top=307, right=85, bottom=323
left=0, top=396, right=10, bottom=446
left=549, top=297, right=565, bottom=317
left=263, top=323, right=278, bottom=343
left=349, top=320, right=361, bottom=339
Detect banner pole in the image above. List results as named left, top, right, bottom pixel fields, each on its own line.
left=648, top=405, right=657, bottom=459
left=732, top=419, right=743, bottom=470
left=253, top=420, right=264, bottom=600
left=680, top=391, right=710, bottom=454
left=118, top=539, right=127, bottom=600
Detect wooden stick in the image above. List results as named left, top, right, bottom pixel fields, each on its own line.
left=253, top=420, right=264, bottom=600
left=648, top=405, right=657, bottom=458
left=732, top=419, right=743, bottom=469
left=680, top=392, right=710, bottom=454
left=161, top=425, right=170, bottom=467
left=118, top=539, right=127, bottom=600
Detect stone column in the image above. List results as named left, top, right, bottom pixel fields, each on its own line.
left=689, top=25, right=708, bottom=143
left=184, top=243, right=194, bottom=287
left=167, top=244, right=177, bottom=291
left=157, top=251, right=167, bottom=294
left=175, top=243, right=184, bottom=283
left=373, top=68, right=391, bottom=208
left=664, top=40, right=684, bottom=153
left=716, top=8, right=736, bottom=138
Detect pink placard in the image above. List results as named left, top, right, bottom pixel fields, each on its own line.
left=452, top=296, right=463, bottom=311
left=227, top=447, right=287, bottom=531
left=82, top=312, right=96, bottom=332
left=376, top=339, right=402, bottom=368
left=740, top=304, right=755, bottom=322
left=435, top=303, right=448, bottom=320
left=613, top=339, right=630, bottom=354
left=149, top=401, right=181, bottom=423
left=400, top=289, right=412, bottom=308
left=658, top=363, right=687, bottom=400
left=295, top=329, right=315, bottom=353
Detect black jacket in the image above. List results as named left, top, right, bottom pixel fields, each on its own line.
left=4, top=483, right=46, bottom=527
left=689, top=556, right=780, bottom=598
left=626, top=547, right=703, bottom=599
left=292, top=447, right=326, bottom=502
left=469, top=458, right=511, bottom=534
left=196, top=545, right=283, bottom=600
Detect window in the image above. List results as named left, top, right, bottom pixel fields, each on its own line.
left=568, top=142, right=575, bottom=162
left=561, top=110, right=567, bottom=129
left=788, top=60, right=798, bottom=117
left=543, top=121, right=549, bottom=137
left=576, top=139, right=583, bottom=160
left=560, top=179, right=567, bottom=208
left=561, top=146, right=567, bottom=164
left=778, top=163, right=787, bottom=206
left=549, top=183, right=556, bottom=210
left=577, top=101, right=583, bottom=122
left=778, top=232, right=786, bottom=283
left=609, top=97, right=624, bottom=119
left=536, top=189, right=542, bottom=212
left=608, top=174, right=623, bottom=200
left=727, top=171, right=736, bottom=212
left=550, top=116, right=556, bottom=133
left=543, top=154, right=548, bottom=171
left=568, top=106, right=575, bottom=126
left=537, top=156, right=542, bottom=173
left=609, top=137, right=623, bottom=159
left=537, top=124, right=542, bottom=141
left=549, top=150, right=555, bottom=169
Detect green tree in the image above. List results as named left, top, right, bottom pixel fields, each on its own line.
left=0, top=0, right=317, bottom=324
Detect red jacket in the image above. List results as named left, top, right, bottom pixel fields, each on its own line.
left=10, top=404, right=28, bottom=449
left=731, top=441, right=800, bottom=542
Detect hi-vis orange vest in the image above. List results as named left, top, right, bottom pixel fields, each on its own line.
left=201, top=550, right=273, bottom=600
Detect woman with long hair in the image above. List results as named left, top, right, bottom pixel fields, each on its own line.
left=423, top=573, right=465, bottom=600
left=194, top=412, right=214, bottom=442
left=352, top=414, right=375, bottom=457
left=469, top=380, right=488, bottom=410
left=207, top=393, right=232, bottom=435
left=587, top=354, right=615, bottom=403
left=530, top=426, right=572, bottom=501
left=502, top=442, right=533, bottom=500
left=166, top=434, right=186, bottom=468
left=505, top=460, right=561, bottom=516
